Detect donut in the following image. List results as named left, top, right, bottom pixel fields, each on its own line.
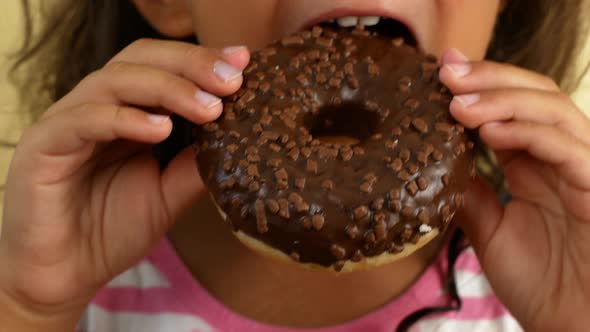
left=194, top=25, right=475, bottom=272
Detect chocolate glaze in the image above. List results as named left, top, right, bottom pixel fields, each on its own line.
left=194, top=25, right=475, bottom=271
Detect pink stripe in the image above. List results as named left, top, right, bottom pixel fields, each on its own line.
left=459, top=296, right=510, bottom=319
left=94, top=288, right=196, bottom=314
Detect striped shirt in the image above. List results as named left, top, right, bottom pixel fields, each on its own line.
left=78, top=239, right=523, bottom=332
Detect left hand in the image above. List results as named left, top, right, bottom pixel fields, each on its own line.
left=439, top=48, right=590, bottom=332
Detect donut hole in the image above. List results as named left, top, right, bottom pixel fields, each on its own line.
left=306, top=102, right=381, bottom=145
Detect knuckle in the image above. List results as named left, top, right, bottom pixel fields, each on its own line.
left=110, top=105, right=125, bottom=123
left=40, top=105, right=59, bottom=120
left=484, top=90, right=503, bottom=104
left=464, top=117, right=482, bottom=129
left=553, top=91, right=573, bottom=105
left=128, top=38, right=156, bottom=52
left=69, top=103, right=108, bottom=124
left=542, top=77, right=560, bottom=91
left=78, top=69, right=103, bottom=87
left=73, top=102, right=99, bottom=116
left=476, top=61, right=499, bottom=75
left=78, top=103, right=122, bottom=123
left=160, top=72, right=183, bottom=89
left=108, top=38, right=153, bottom=63
left=551, top=92, right=585, bottom=124
left=182, top=44, right=208, bottom=64
left=103, top=61, right=130, bottom=76
left=20, top=126, right=37, bottom=143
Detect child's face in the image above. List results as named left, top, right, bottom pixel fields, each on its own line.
left=134, top=0, right=504, bottom=60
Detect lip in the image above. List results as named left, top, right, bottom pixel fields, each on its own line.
left=300, top=7, right=419, bottom=48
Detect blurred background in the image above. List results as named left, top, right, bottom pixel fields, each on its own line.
left=0, top=2, right=589, bottom=218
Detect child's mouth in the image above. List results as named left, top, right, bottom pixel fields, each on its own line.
left=318, top=16, right=417, bottom=47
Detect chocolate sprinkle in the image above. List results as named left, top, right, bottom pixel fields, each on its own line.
left=275, top=168, right=289, bottom=190
left=330, top=244, right=347, bottom=260
left=282, top=36, right=305, bottom=46
left=266, top=199, right=280, bottom=214
left=354, top=206, right=369, bottom=221
left=290, top=252, right=300, bottom=261
left=306, top=160, right=318, bottom=174
left=390, top=158, right=403, bottom=172
left=312, top=214, right=325, bottom=231
left=255, top=199, right=269, bottom=233
left=295, top=177, right=306, bottom=190
left=406, top=181, right=419, bottom=196
left=411, top=117, right=429, bottom=134
left=345, top=225, right=359, bottom=239
left=371, top=197, right=385, bottom=211
left=374, top=219, right=387, bottom=241
left=351, top=250, right=363, bottom=262
left=333, top=261, right=345, bottom=271
left=322, top=179, right=335, bottom=191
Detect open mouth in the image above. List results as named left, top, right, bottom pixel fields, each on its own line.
left=312, top=16, right=418, bottom=48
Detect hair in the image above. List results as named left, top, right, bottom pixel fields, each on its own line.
left=5, top=0, right=590, bottom=330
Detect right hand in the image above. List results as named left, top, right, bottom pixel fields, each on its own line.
left=0, top=39, right=249, bottom=327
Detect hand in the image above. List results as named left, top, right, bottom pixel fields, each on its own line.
left=440, top=49, right=590, bottom=332
left=0, top=39, right=249, bottom=328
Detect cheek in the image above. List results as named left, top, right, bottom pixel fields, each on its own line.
left=189, top=0, right=278, bottom=48
left=431, top=0, right=501, bottom=60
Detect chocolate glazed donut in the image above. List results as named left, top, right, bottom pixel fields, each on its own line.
left=194, top=25, right=475, bottom=272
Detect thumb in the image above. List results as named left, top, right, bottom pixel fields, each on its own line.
left=458, top=177, right=504, bottom=260
left=160, top=147, right=208, bottom=223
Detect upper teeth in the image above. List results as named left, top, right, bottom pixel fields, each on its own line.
left=336, top=16, right=382, bottom=27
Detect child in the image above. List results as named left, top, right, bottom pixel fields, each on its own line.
left=2, top=0, right=590, bottom=331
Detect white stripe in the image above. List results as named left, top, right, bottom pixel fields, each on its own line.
left=464, top=247, right=475, bottom=255
left=437, top=270, right=493, bottom=298
left=416, top=314, right=523, bottom=332
left=107, top=262, right=170, bottom=288
left=455, top=270, right=494, bottom=298
left=81, top=305, right=215, bottom=332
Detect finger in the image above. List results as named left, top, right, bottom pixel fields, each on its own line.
left=27, top=104, right=172, bottom=157
left=449, top=88, right=590, bottom=145
left=440, top=49, right=560, bottom=94
left=93, top=141, right=149, bottom=170
left=110, top=39, right=249, bottom=96
left=460, top=178, right=556, bottom=309
left=56, top=62, right=223, bottom=125
left=458, top=177, right=504, bottom=261
left=160, top=147, right=207, bottom=224
left=479, top=121, right=590, bottom=188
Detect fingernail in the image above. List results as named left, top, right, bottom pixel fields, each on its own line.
left=148, top=114, right=170, bottom=124
left=195, top=89, right=222, bottom=109
left=214, top=61, right=242, bottom=82
left=222, top=45, right=247, bottom=55
left=454, top=94, right=480, bottom=107
left=445, top=63, right=472, bottom=78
